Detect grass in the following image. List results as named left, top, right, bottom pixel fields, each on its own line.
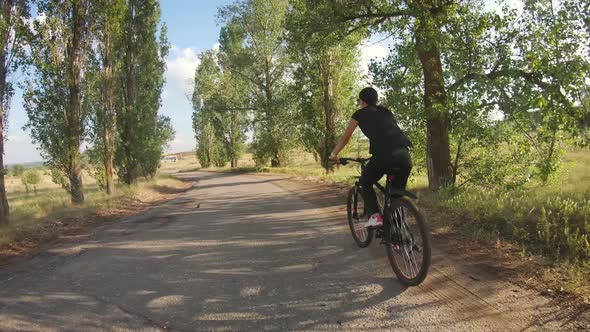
left=0, top=171, right=190, bottom=250
left=428, top=149, right=590, bottom=260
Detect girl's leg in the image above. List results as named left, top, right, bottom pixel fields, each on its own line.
left=359, top=158, right=385, bottom=216
left=391, top=149, right=413, bottom=190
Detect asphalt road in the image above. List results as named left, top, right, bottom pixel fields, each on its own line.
left=0, top=171, right=584, bottom=331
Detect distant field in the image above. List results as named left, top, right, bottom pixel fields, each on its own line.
left=5, top=161, right=44, bottom=168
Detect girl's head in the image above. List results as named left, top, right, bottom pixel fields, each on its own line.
left=358, top=87, right=378, bottom=106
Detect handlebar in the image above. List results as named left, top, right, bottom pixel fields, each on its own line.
left=332, top=157, right=370, bottom=166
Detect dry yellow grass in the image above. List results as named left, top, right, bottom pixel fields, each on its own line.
left=0, top=171, right=191, bottom=251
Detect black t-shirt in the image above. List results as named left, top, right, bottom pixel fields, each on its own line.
left=352, top=105, right=411, bottom=157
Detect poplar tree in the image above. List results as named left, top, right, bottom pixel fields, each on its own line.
left=115, top=0, right=172, bottom=184
left=24, top=0, right=88, bottom=204
left=0, top=0, right=29, bottom=224
left=192, top=50, right=225, bottom=168
left=86, top=0, right=125, bottom=194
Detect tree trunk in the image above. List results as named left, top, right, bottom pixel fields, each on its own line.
left=416, top=19, right=452, bottom=190
left=102, top=18, right=114, bottom=195
left=68, top=0, right=86, bottom=204
left=270, top=151, right=281, bottom=167
left=122, top=0, right=138, bottom=184
left=0, top=0, right=12, bottom=224
left=264, top=57, right=283, bottom=168
left=322, top=63, right=336, bottom=173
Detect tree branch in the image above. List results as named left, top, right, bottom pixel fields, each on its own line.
left=338, top=10, right=416, bottom=22
left=449, top=68, right=583, bottom=121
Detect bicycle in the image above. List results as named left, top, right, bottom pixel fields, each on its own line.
left=336, top=157, right=431, bottom=286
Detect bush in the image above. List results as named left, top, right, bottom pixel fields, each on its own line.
left=10, top=165, right=25, bottom=177
left=21, top=169, right=41, bottom=194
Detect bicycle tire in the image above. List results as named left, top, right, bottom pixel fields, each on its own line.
left=347, top=186, right=373, bottom=248
left=385, top=197, right=431, bottom=286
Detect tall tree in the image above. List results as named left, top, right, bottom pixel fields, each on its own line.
left=115, top=0, right=172, bottom=184
left=288, top=0, right=362, bottom=172
left=24, top=0, right=88, bottom=204
left=87, top=0, right=125, bottom=194
left=219, top=0, right=296, bottom=167
left=0, top=0, right=29, bottom=224
left=216, top=23, right=251, bottom=168
left=192, top=50, right=225, bottom=168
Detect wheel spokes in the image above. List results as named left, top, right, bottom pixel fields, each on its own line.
left=390, top=205, right=423, bottom=280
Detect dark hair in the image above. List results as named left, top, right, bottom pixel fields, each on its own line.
left=359, top=87, right=378, bottom=105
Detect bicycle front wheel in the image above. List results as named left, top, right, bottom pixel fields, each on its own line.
left=385, top=197, right=431, bottom=286
left=347, top=186, right=373, bottom=248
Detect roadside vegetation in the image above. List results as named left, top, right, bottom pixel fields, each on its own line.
left=0, top=0, right=173, bottom=228
left=0, top=164, right=188, bottom=253
left=0, top=0, right=176, bottom=256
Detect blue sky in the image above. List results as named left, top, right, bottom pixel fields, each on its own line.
left=4, top=0, right=512, bottom=164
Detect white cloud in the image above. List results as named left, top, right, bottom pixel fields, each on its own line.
left=165, top=133, right=194, bottom=154
left=359, top=42, right=389, bottom=81
left=160, top=45, right=209, bottom=154
left=165, top=45, right=200, bottom=96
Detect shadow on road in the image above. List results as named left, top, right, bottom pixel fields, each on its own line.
left=0, top=171, right=570, bottom=331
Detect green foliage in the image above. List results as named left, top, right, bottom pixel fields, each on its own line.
left=192, top=51, right=222, bottom=169
left=10, top=165, right=25, bottom=177
left=365, top=0, right=590, bottom=188
left=219, top=0, right=297, bottom=167
left=23, top=0, right=88, bottom=202
left=195, top=122, right=214, bottom=168
left=287, top=0, right=362, bottom=172
left=115, top=0, right=172, bottom=183
left=21, top=169, right=41, bottom=194
left=192, top=31, right=249, bottom=169
left=85, top=0, right=127, bottom=193
left=0, top=0, right=31, bottom=114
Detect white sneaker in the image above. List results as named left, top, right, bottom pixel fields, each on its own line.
left=365, top=213, right=383, bottom=228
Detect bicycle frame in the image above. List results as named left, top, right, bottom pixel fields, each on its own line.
left=341, top=157, right=409, bottom=209
left=339, top=157, right=415, bottom=242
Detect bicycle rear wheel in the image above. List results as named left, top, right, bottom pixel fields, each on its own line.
left=384, top=197, right=431, bottom=286
left=347, top=186, right=373, bottom=248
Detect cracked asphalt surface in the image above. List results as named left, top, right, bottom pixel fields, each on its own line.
left=0, top=171, right=585, bottom=331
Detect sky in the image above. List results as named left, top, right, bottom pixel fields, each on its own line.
left=3, top=0, right=512, bottom=165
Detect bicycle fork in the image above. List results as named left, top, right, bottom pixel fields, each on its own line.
left=378, top=206, right=404, bottom=247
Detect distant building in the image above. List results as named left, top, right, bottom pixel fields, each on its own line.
left=161, top=155, right=178, bottom=163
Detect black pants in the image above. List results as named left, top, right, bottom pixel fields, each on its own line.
left=360, top=148, right=412, bottom=216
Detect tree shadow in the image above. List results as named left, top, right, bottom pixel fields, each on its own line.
left=0, top=171, right=578, bottom=331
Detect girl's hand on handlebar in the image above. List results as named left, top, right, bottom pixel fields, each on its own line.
left=328, top=153, right=340, bottom=164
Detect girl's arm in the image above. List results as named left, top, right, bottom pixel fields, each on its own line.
left=329, top=119, right=358, bottom=161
